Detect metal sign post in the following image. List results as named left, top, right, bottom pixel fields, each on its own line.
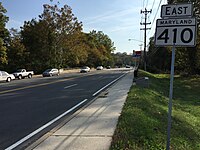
left=166, top=44, right=175, bottom=150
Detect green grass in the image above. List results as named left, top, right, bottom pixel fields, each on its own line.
left=110, top=70, right=200, bottom=150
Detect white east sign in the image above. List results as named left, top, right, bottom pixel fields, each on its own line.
left=155, top=18, right=197, bottom=46
left=161, top=3, right=193, bottom=18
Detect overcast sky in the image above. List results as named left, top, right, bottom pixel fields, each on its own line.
left=2, top=0, right=168, bottom=54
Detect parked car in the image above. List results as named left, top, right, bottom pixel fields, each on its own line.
left=106, top=66, right=111, bottom=69
left=0, top=71, right=15, bottom=82
left=126, top=65, right=131, bottom=68
left=42, top=68, right=59, bottom=77
left=80, top=66, right=90, bottom=73
left=96, top=66, right=103, bottom=70
left=13, top=69, right=34, bottom=79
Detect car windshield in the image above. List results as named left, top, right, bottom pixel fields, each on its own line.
left=16, top=69, right=23, bottom=72
left=45, top=69, right=52, bottom=72
left=2, top=71, right=9, bottom=76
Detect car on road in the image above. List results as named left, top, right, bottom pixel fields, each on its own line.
left=80, top=66, right=90, bottom=73
left=0, top=71, right=15, bottom=82
left=96, top=66, right=103, bottom=70
left=125, top=65, right=131, bottom=68
left=13, top=69, right=34, bottom=79
left=106, top=66, right=111, bottom=69
left=42, top=68, right=59, bottom=77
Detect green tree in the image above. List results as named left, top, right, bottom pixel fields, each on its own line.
left=62, top=33, right=88, bottom=67
left=147, top=37, right=171, bottom=73
left=7, top=28, right=27, bottom=72
left=21, top=19, right=52, bottom=72
left=86, top=30, right=115, bottom=67
left=112, top=52, right=134, bottom=67
left=0, top=2, right=9, bottom=69
left=21, top=4, right=83, bottom=73
left=40, top=4, right=83, bottom=68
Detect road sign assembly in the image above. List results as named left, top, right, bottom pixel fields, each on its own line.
left=155, top=17, right=196, bottom=46
left=161, top=3, right=193, bottom=18
left=155, top=3, right=197, bottom=150
left=133, top=51, right=142, bottom=57
left=155, top=3, right=196, bottom=46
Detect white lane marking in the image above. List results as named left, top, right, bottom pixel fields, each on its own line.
left=5, top=99, right=88, bottom=150
left=64, top=84, right=77, bottom=89
left=92, top=72, right=127, bottom=97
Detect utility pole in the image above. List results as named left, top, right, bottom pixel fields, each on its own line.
left=140, top=8, right=151, bottom=71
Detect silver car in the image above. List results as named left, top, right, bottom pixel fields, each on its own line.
left=42, top=68, right=59, bottom=77
left=0, top=71, right=15, bottom=82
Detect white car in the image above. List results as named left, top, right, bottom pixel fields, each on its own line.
left=0, top=71, right=15, bottom=82
left=96, top=66, right=103, bottom=70
left=80, top=66, right=90, bottom=73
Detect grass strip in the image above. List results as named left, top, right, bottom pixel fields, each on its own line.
left=110, top=70, right=200, bottom=150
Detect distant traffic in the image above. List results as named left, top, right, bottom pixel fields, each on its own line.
left=0, top=66, right=131, bottom=83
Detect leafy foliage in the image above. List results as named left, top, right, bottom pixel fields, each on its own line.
left=7, top=28, right=27, bottom=71
left=148, top=0, right=200, bottom=75
left=20, top=4, right=84, bottom=73
left=112, top=52, right=134, bottom=67
left=85, top=31, right=115, bottom=67
left=0, top=2, right=9, bottom=68
left=1, top=3, right=116, bottom=73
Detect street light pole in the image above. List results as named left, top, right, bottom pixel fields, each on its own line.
left=128, top=38, right=143, bottom=43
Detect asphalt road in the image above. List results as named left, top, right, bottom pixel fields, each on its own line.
left=0, top=69, right=130, bottom=149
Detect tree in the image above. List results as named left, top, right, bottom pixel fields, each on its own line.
left=21, top=19, right=52, bottom=72
left=40, top=4, right=83, bottom=68
left=21, top=4, right=83, bottom=73
left=61, top=33, right=88, bottom=67
left=112, top=52, right=134, bottom=68
left=85, top=30, right=115, bottom=67
left=147, top=37, right=171, bottom=73
left=7, top=28, right=27, bottom=72
left=0, top=2, right=9, bottom=69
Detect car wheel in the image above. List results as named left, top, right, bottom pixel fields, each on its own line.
left=28, top=74, right=32, bottom=78
left=18, top=75, right=22, bottom=80
left=6, top=77, right=11, bottom=82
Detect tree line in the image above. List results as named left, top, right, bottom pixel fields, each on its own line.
left=0, top=3, right=122, bottom=73
left=147, top=0, right=200, bottom=75
left=3, top=1, right=198, bottom=76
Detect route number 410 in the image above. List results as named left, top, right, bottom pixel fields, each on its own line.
left=155, top=27, right=195, bottom=46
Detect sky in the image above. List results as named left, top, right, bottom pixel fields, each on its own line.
left=1, top=0, right=168, bottom=54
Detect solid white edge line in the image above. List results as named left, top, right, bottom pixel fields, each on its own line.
left=64, top=84, right=77, bottom=89
left=92, top=72, right=127, bottom=97
left=5, top=99, right=88, bottom=150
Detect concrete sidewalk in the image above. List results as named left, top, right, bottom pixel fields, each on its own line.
left=28, top=71, right=134, bottom=150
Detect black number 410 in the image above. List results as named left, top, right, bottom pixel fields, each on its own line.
left=157, top=28, right=193, bottom=44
